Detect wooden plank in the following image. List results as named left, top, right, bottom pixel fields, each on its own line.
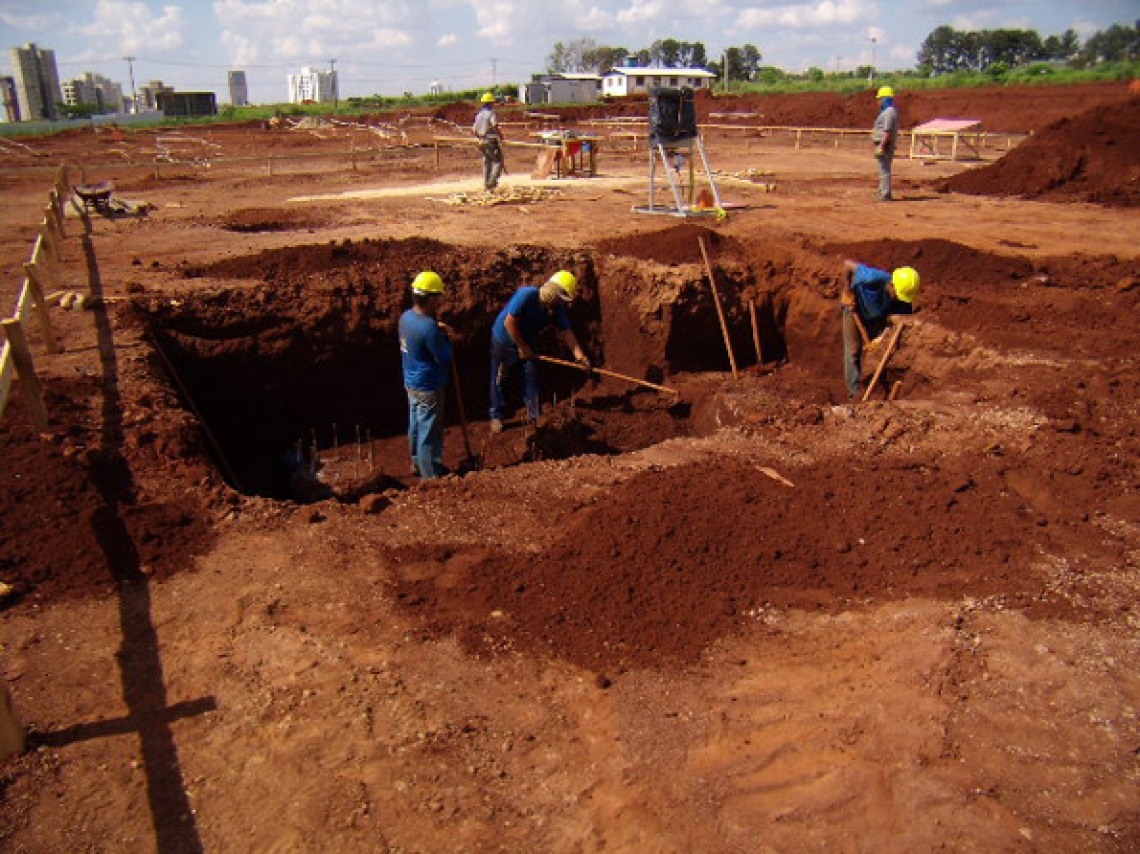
left=1, top=318, right=49, bottom=431
left=22, top=262, right=61, bottom=354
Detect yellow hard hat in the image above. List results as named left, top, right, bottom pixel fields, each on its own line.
left=480, top=92, right=496, bottom=103
left=549, top=270, right=578, bottom=301
left=876, top=86, right=894, bottom=98
left=412, top=270, right=445, bottom=295
left=892, top=267, right=920, bottom=303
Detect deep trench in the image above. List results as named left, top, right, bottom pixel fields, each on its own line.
left=140, top=240, right=798, bottom=500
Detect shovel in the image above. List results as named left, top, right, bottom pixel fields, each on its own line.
left=450, top=359, right=481, bottom=471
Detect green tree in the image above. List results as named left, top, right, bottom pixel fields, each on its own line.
left=1081, top=22, right=1139, bottom=63
left=582, top=45, right=628, bottom=74
left=547, top=37, right=600, bottom=73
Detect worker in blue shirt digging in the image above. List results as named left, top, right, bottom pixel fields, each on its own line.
left=489, top=271, right=590, bottom=433
left=399, top=271, right=453, bottom=479
left=840, top=259, right=920, bottom=400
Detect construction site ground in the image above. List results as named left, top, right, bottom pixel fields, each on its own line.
left=1, top=84, right=1139, bottom=853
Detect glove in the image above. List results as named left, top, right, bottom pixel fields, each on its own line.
left=575, top=354, right=592, bottom=370
left=874, top=147, right=885, bottom=157
left=840, top=288, right=856, bottom=309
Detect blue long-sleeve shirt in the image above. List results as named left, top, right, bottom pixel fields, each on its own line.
left=852, top=264, right=913, bottom=321
left=399, top=309, right=452, bottom=391
left=491, top=286, right=570, bottom=350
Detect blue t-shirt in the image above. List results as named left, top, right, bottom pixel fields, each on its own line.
left=399, top=308, right=452, bottom=391
left=491, top=286, right=570, bottom=349
left=852, top=264, right=913, bottom=321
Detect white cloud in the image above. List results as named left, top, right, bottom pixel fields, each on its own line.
left=437, top=33, right=459, bottom=46
left=79, top=0, right=186, bottom=53
left=616, top=0, right=662, bottom=25
left=738, top=0, right=872, bottom=28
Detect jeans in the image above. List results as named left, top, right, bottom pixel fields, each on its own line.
left=876, top=150, right=893, bottom=199
left=481, top=139, right=503, bottom=190
left=406, top=388, right=446, bottom=478
left=489, top=341, right=540, bottom=422
left=842, top=308, right=888, bottom=399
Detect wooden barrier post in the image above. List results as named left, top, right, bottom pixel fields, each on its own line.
left=23, top=262, right=61, bottom=354
left=48, top=189, right=66, bottom=238
left=1, top=318, right=50, bottom=431
left=698, top=236, right=739, bottom=380
left=38, top=220, right=61, bottom=264
left=0, top=682, right=25, bottom=760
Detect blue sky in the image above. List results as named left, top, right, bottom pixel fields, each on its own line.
left=1, top=1, right=1134, bottom=104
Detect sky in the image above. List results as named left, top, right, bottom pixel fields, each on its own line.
left=1, top=0, right=1135, bottom=105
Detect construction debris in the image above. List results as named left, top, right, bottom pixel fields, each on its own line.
left=430, top=187, right=562, bottom=206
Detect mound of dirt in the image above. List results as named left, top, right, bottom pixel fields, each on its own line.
left=592, top=222, right=742, bottom=265
left=940, top=99, right=1140, bottom=206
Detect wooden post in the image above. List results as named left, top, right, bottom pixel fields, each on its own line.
left=862, top=323, right=905, bottom=402
left=0, top=682, right=25, bottom=760
left=48, top=190, right=66, bottom=238
left=749, top=298, right=764, bottom=364
left=697, top=236, right=739, bottom=380
left=39, top=220, right=61, bottom=264
left=1, top=319, right=50, bottom=431
left=22, top=262, right=60, bottom=354
left=434, top=142, right=440, bottom=168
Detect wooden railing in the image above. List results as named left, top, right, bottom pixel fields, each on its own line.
left=0, top=165, right=70, bottom=431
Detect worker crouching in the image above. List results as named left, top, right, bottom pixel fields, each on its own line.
left=489, top=271, right=590, bottom=433
left=399, top=271, right=454, bottom=479
left=841, top=260, right=920, bottom=400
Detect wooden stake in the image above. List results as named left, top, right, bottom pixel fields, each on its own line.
left=22, top=263, right=60, bottom=354
left=536, top=355, right=679, bottom=396
left=862, top=323, right=905, bottom=402
left=1, top=319, right=50, bottom=431
left=697, top=236, right=739, bottom=379
left=0, top=682, right=25, bottom=761
left=749, top=298, right=764, bottom=364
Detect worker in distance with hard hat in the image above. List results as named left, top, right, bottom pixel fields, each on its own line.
left=399, top=271, right=454, bottom=479
left=840, top=259, right=920, bottom=400
left=489, top=271, right=590, bottom=433
left=871, top=86, right=899, bottom=201
left=472, top=92, right=504, bottom=192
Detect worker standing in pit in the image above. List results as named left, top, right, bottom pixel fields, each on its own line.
left=871, top=86, right=899, bottom=201
left=840, top=259, right=920, bottom=400
left=472, top=92, right=504, bottom=192
left=489, top=271, right=590, bottom=434
left=399, top=271, right=453, bottom=479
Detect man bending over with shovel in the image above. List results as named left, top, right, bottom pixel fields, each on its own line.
left=840, top=259, right=920, bottom=400
left=489, top=270, right=590, bottom=434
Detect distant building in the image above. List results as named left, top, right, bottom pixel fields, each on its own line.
left=137, top=79, right=174, bottom=112
left=228, top=70, right=248, bottom=106
left=1, top=76, right=19, bottom=122
left=156, top=91, right=217, bottom=118
left=522, top=73, right=603, bottom=105
left=429, top=80, right=443, bottom=96
left=601, top=67, right=716, bottom=98
left=287, top=66, right=337, bottom=104
left=61, top=72, right=125, bottom=114
left=10, top=43, right=63, bottom=121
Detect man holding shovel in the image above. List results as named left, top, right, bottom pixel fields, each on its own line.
left=489, top=271, right=589, bottom=433
left=399, top=271, right=453, bottom=479
left=840, top=259, right=919, bottom=400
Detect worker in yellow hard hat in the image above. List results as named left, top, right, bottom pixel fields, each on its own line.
left=839, top=259, right=920, bottom=400
left=472, top=92, right=504, bottom=192
left=489, top=271, right=590, bottom=433
left=399, top=271, right=454, bottom=478
left=871, top=85, right=899, bottom=200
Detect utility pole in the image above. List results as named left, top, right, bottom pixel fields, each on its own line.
left=870, top=37, right=877, bottom=85
left=329, top=58, right=338, bottom=112
left=124, top=55, right=137, bottom=113
left=722, top=50, right=728, bottom=94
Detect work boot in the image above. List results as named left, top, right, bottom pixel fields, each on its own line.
left=490, top=419, right=503, bottom=434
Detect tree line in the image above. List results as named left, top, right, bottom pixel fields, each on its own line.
left=546, top=21, right=1137, bottom=82
left=918, top=22, right=1138, bottom=75
left=546, top=38, right=763, bottom=82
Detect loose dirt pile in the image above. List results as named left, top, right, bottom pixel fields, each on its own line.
left=942, top=99, right=1140, bottom=206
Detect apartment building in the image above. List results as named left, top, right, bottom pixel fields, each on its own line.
left=287, top=66, right=337, bottom=104
left=229, top=70, right=249, bottom=106
left=61, top=72, right=125, bottom=114
left=10, top=43, right=63, bottom=121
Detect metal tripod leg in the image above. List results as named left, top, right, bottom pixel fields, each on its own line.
left=694, top=136, right=723, bottom=209
left=654, top=142, right=688, bottom=213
